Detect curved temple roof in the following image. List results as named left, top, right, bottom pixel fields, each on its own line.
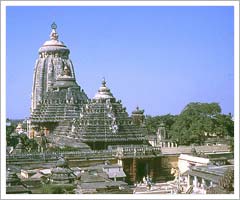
left=39, top=22, right=69, bottom=54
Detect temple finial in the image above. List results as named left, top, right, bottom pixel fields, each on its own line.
left=102, top=77, right=106, bottom=87
left=50, top=22, right=58, bottom=40
left=51, top=22, right=57, bottom=30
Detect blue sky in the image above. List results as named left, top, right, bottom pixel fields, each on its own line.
left=6, top=6, right=234, bottom=119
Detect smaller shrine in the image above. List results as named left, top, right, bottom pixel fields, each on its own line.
left=156, top=123, right=176, bottom=147
left=131, top=106, right=145, bottom=126
left=75, top=78, right=148, bottom=150
left=12, top=138, right=27, bottom=154
left=49, top=156, right=76, bottom=185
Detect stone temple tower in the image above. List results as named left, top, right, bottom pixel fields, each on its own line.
left=74, top=78, right=147, bottom=150
left=30, top=23, right=88, bottom=137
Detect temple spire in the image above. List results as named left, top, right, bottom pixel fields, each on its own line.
left=50, top=22, right=58, bottom=40
left=102, top=77, right=106, bottom=87
left=93, top=78, right=114, bottom=100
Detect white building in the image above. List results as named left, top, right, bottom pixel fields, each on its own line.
left=178, top=154, right=211, bottom=175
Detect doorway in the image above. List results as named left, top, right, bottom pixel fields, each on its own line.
left=136, top=160, right=149, bottom=182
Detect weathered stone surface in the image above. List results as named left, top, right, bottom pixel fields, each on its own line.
left=6, top=168, right=31, bottom=194
left=74, top=79, right=148, bottom=149
left=30, top=23, right=88, bottom=125
left=29, top=23, right=89, bottom=148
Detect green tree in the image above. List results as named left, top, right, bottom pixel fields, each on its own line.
left=213, top=114, right=234, bottom=137
left=6, top=124, right=18, bottom=147
left=169, top=102, right=233, bottom=145
left=18, top=134, right=39, bottom=152
left=145, top=114, right=176, bottom=134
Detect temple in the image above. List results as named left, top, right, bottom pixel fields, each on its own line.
left=29, top=23, right=149, bottom=151
left=29, top=23, right=88, bottom=147
left=26, top=23, right=163, bottom=184
left=6, top=23, right=233, bottom=194
left=74, top=78, right=147, bottom=150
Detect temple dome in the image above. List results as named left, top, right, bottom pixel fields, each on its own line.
left=38, top=22, right=69, bottom=54
left=50, top=156, right=75, bottom=184
left=132, top=106, right=144, bottom=115
left=93, top=78, right=114, bottom=100
left=43, top=39, right=65, bottom=47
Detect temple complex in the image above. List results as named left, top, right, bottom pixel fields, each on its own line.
left=29, top=23, right=150, bottom=151
left=24, top=23, right=163, bottom=185
left=6, top=23, right=234, bottom=194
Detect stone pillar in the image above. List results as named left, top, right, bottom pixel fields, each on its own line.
left=187, top=174, right=191, bottom=187
left=132, top=158, right=137, bottom=183
left=118, top=159, right=123, bottom=166
left=126, top=158, right=137, bottom=184
left=149, top=159, right=155, bottom=181
left=194, top=176, right=198, bottom=188
left=202, top=178, right=205, bottom=187
left=134, top=148, right=136, bottom=156
left=201, top=178, right=206, bottom=194
left=210, top=181, right=213, bottom=187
